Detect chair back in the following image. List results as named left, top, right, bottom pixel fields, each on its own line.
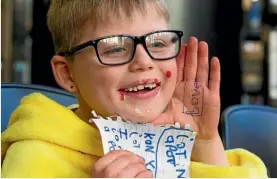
left=1, top=83, right=77, bottom=131
left=221, top=105, right=277, bottom=177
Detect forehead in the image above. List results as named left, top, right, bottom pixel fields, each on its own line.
left=80, top=6, right=169, bottom=43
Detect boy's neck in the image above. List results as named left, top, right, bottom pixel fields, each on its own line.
left=74, top=107, right=98, bottom=129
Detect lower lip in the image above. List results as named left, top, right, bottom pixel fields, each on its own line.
left=119, top=86, right=161, bottom=100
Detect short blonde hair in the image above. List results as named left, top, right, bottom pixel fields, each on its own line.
left=47, top=0, right=169, bottom=54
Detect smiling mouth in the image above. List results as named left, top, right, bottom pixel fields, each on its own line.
left=118, top=79, right=161, bottom=99
left=122, top=82, right=160, bottom=92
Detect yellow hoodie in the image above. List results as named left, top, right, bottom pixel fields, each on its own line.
left=1, top=93, right=268, bottom=178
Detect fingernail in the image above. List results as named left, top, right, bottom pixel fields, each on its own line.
left=189, top=37, right=198, bottom=43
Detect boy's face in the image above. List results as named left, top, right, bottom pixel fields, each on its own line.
left=62, top=8, right=177, bottom=123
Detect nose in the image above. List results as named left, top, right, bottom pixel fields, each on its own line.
left=128, top=45, right=154, bottom=72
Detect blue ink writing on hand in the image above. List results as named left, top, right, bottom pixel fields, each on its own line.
left=184, top=81, right=204, bottom=116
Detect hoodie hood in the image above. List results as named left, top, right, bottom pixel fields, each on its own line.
left=1, top=93, right=104, bottom=160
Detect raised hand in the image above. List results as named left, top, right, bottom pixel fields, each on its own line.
left=152, top=37, right=229, bottom=166
left=153, top=37, right=221, bottom=140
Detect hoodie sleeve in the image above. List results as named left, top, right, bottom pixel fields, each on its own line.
left=1, top=140, right=97, bottom=178
left=190, top=148, right=268, bottom=178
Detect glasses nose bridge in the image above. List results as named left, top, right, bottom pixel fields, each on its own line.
left=133, top=35, right=147, bottom=51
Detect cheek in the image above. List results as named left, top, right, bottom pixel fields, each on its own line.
left=73, top=65, right=124, bottom=114
left=72, top=60, right=120, bottom=99
left=161, top=60, right=177, bottom=81
left=158, top=61, right=177, bottom=98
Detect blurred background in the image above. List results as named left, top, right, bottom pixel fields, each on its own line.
left=1, top=0, right=277, bottom=112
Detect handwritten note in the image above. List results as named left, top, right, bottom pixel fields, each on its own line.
left=91, top=111, right=197, bottom=178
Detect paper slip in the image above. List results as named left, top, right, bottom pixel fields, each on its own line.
left=91, top=111, right=197, bottom=178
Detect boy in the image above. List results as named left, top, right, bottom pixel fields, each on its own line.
left=1, top=0, right=267, bottom=178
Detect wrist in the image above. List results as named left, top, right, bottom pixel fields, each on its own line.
left=194, top=132, right=221, bottom=145
left=192, top=133, right=222, bottom=158
left=191, top=134, right=229, bottom=166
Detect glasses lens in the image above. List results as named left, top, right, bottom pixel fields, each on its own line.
left=97, top=36, right=134, bottom=64
left=146, top=31, right=180, bottom=59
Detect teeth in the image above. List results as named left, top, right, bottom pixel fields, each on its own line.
left=124, top=83, right=158, bottom=92
left=151, top=83, right=157, bottom=89
left=145, top=83, right=156, bottom=89
left=145, top=84, right=151, bottom=88
left=137, top=85, right=144, bottom=90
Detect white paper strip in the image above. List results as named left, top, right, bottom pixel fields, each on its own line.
left=91, top=111, right=197, bottom=178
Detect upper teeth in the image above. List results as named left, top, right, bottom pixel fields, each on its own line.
left=124, top=83, right=157, bottom=92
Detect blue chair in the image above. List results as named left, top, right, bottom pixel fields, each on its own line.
left=1, top=83, right=78, bottom=131
left=221, top=105, right=277, bottom=177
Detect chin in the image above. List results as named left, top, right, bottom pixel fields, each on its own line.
left=120, top=109, right=162, bottom=124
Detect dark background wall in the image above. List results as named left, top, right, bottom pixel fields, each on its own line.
left=215, top=0, right=243, bottom=111
left=167, top=0, right=243, bottom=112
left=31, top=0, right=56, bottom=88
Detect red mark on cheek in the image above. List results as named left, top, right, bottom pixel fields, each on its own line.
left=166, top=71, right=171, bottom=78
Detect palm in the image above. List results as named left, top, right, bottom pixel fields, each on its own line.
left=153, top=38, right=221, bottom=140
left=171, top=79, right=220, bottom=139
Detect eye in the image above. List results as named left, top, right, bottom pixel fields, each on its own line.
left=103, top=47, right=126, bottom=55
left=148, top=41, right=166, bottom=48
left=171, top=36, right=178, bottom=43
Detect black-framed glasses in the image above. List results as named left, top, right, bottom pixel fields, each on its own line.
left=59, top=30, right=183, bottom=66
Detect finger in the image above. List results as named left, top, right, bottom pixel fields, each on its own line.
left=117, top=163, right=147, bottom=178
left=184, top=37, right=198, bottom=81
left=135, top=170, right=153, bottom=178
left=103, top=154, right=144, bottom=177
left=196, top=41, right=209, bottom=85
left=93, top=150, right=135, bottom=174
left=176, top=44, right=187, bottom=83
left=209, top=57, right=221, bottom=93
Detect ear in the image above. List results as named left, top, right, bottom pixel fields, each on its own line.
left=51, top=55, right=77, bottom=93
